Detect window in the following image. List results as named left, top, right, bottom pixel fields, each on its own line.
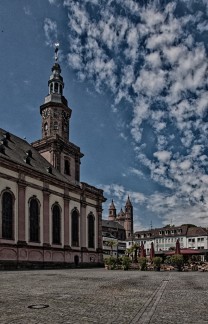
left=2, top=191, right=13, bottom=239
left=52, top=204, right=61, bottom=244
left=54, top=82, right=58, bottom=93
left=71, top=209, right=79, bottom=247
left=64, top=159, right=70, bottom=175
left=88, top=213, right=95, bottom=248
left=44, top=122, right=48, bottom=131
left=29, top=198, right=39, bottom=242
left=54, top=121, right=58, bottom=130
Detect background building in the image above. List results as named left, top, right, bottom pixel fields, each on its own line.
left=0, top=48, right=106, bottom=269
left=102, top=197, right=134, bottom=258
left=132, top=225, right=208, bottom=256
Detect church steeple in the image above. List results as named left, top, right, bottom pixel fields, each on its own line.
left=108, top=200, right=117, bottom=221
left=32, top=44, right=83, bottom=181
left=40, top=44, right=72, bottom=141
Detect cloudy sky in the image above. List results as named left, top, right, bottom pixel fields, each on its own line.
left=1, top=0, right=208, bottom=231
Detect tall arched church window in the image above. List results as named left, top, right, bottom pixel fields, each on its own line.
left=29, top=198, right=39, bottom=242
left=50, top=83, right=53, bottom=94
left=2, top=191, right=13, bottom=239
left=52, top=204, right=61, bottom=244
left=64, top=159, right=70, bottom=175
left=88, top=213, right=95, bottom=248
left=71, top=209, right=79, bottom=247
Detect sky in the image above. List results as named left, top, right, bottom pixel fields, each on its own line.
left=1, top=0, right=208, bottom=231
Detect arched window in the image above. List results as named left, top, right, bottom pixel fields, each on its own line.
left=54, top=82, right=58, bottom=93
left=50, top=83, right=53, bottom=94
left=52, top=204, right=61, bottom=244
left=44, top=122, right=48, bottom=131
left=2, top=191, right=13, bottom=239
left=88, top=213, right=95, bottom=248
left=64, top=159, right=70, bottom=175
left=71, top=209, right=79, bottom=247
left=29, top=198, right=39, bottom=242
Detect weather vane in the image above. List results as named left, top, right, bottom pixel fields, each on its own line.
left=54, top=42, right=60, bottom=62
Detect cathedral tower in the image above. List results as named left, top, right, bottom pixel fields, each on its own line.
left=108, top=200, right=117, bottom=221
left=32, top=45, right=83, bottom=183
left=124, top=196, right=133, bottom=238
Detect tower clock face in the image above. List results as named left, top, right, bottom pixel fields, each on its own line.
left=42, top=109, right=50, bottom=119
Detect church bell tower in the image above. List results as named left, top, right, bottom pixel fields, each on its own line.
left=40, top=45, right=72, bottom=141
left=32, top=44, right=83, bottom=182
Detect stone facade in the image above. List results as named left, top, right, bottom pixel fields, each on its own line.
left=106, top=197, right=134, bottom=240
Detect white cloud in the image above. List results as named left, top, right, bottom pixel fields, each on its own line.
left=44, top=18, right=58, bottom=46
left=46, top=0, right=208, bottom=228
left=154, top=151, right=171, bottom=163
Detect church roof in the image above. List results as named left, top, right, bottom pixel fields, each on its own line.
left=102, top=219, right=125, bottom=230
left=125, top=195, right=132, bottom=207
left=109, top=199, right=116, bottom=209
left=117, top=208, right=125, bottom=219
left=0, top=128, right=78, bottom=184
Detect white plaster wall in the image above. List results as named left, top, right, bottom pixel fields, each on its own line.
left=25, top=176, right=42, bottom=187
left=0, top=167, right=18, bottom=178
left=69, top=192, right=80, bottom=200
left=49, top=184, right=64, bottom=194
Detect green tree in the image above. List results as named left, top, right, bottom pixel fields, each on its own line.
left=170, top=254, right=184, bottom=271
left=121, top=256, right=131, bottom=270
left=153, top=257, right=163, bottom=271
left=107, top=240, right=117, bottom=256
left=138, top=257, right=147, bottom=271
left=130, top=243, right=140, bottom=263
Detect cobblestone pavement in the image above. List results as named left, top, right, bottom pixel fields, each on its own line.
left=0, top=269, right=208, bottom=324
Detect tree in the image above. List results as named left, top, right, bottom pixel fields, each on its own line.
left=153, top=257, right=163, bottom=271
left=138, top=257, right=147, bottom=271
left=131, top=243, right=140, bottom=263
left=107, top=240, right=117, bottom=256
left=170, top=254, right=184, bottom=271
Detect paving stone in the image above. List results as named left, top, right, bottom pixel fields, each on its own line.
left=0, top=269, right=207, bottom=323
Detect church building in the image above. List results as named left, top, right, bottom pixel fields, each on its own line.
left=0, top=47, right=106, bottom=269
left=102, top=197, right=134, bottom=241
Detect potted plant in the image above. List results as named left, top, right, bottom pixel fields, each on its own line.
left=138, top=257, right=147, bottom=271
left=153, top=257, right=163, bottom=271
left=104, top=256, right=117, bottom=270
left=121, top=256, right=131, bottom=270
left=170, top=254, right=184, bottom=271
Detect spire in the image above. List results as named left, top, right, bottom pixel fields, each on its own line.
left=125, top=195, right=132, bottom=207
left=108, top=199, right=116, bottom=221
left=109, top=199, right=116, bottom=210
left=54, top=42, right=59, bottom=62
left=48, top=43, right=64, bottom=97
left=39, top=44, right=72, bottom=141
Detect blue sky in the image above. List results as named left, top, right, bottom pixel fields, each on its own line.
left=1, top=0, right=208, bottom=231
